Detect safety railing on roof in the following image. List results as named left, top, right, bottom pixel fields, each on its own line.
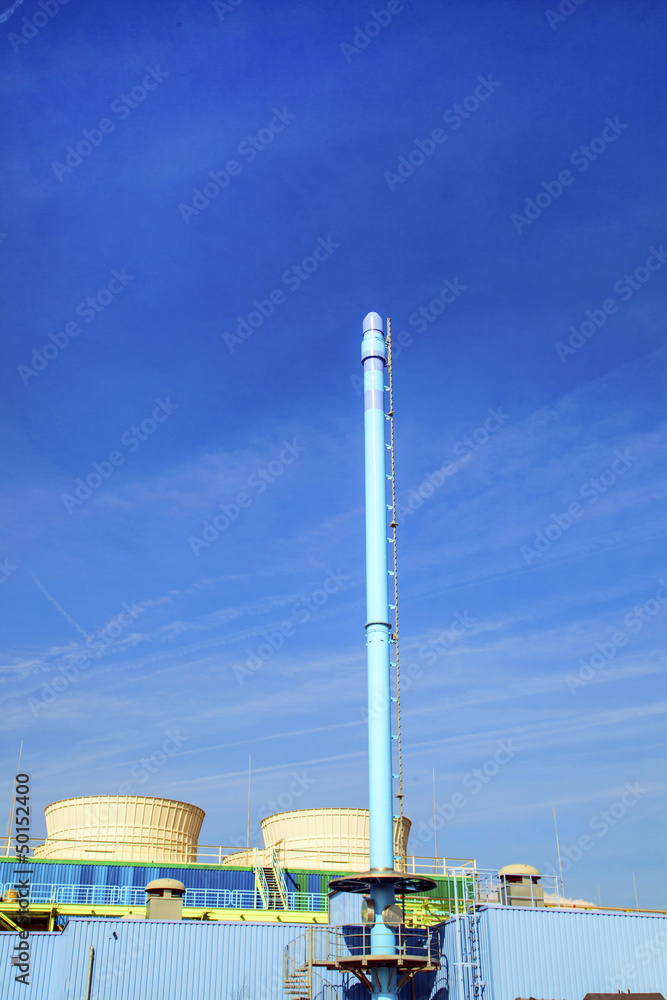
left=0, top=881, right=328, bottom=912
left=285, top=925, right=442, bottom=979
left=3, top=837, right=477, bottom=875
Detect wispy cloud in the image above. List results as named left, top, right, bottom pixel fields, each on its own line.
left=0, top=0, right=26, bottom=24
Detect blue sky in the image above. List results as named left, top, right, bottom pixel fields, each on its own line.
left=1, top=0, right=665, bottom=907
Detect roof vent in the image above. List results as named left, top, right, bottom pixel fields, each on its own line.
left=145, top=878, right=185, bottom=921
left=499, top=864, right=544, bottom=907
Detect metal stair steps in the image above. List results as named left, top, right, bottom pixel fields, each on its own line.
left=262, top=866, right=286, bottom=909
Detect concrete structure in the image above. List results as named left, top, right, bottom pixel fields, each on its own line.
left=33, top=795, right=204, bottom=863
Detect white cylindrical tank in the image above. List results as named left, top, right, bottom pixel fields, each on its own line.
left=224, top=807, right=411, bottom=870
left=33, top=795, right=204, bottom=863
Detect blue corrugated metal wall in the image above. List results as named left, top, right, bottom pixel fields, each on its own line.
left=51, top=919, right=340, bottom=1000
left=476, top=905, right=667, bottom=1000
left=3, top=904, right=665, bottom=1000
left=438, top=905, right=667, bottom=1000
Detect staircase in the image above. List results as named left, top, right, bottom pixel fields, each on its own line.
left=284, top=966, right=311, bottom=1000
left=284, top=929, right=342, bottom=1000
left=284, top=927, right=312, bottom=1000
left=262, top=864, right=286, bottom=910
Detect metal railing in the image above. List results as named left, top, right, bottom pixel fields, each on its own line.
left=5, top=837, right=477, bottom=874
left=285, top=925, right=441, bottom=980
left=272, top=846, right=289, bottom=908
left=1, top=881, right=328, bottom=912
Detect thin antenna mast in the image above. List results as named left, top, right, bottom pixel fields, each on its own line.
left=432, top=768, right=438, bottom=873
left=4, top=741, right=23, bottom=857
left=553, top=804, right=564, bottom=899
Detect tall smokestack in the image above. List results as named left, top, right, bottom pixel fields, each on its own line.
left=361, top=312, right=397, bottom=990
left=328, top=313, right=436, bottom=1000
left=361, top=311, right=396, bottom=893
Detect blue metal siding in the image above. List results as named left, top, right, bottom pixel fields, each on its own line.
left=284, top=871, right=298, bottom=892
left=6, top=904, right=666, bottom=1000
left=0, top=932, right=58, bottom=1000
left=0, top=859, right=255, bottom=896
left=476, top=906, right=667, bottom=1000
left=53, top=918, right=434, bottom=1000
left=53, top=919, right=323, bottom=1000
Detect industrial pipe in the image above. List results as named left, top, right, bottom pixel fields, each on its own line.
left=85, top=946, right=95, bottom=1000
left=362, top=311, right=397, bottom=992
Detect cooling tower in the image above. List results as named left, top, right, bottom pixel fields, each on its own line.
left=224, top=807, right=411, bottom=870
left=33, top=795, right=205, bottom=863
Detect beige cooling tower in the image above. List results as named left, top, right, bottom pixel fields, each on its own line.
left=224, top=807, right=411, bottom=870
left=33, top=795, right=205, bottom=863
